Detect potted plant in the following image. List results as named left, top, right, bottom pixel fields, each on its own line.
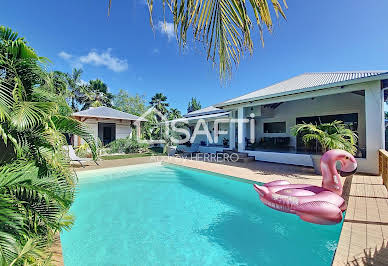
left=291, top=120, right=357, bottom=174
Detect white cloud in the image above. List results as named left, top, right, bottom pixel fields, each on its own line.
left=152, top=48, right=160, bottom=54
left=58, top=51, right=72, bottom=60
left=157, top=21, right=175, bottom=41
left=58, top=49, right=128, bottom=72
left=79, top=49, right=128, bottom=72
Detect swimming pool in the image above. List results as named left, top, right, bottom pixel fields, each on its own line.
left=61, top=163, right=343, bottom=265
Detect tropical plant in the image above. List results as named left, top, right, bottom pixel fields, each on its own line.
left=108, top=0, right=287, bottom=79
left=0, top=26, right=97, bottom=264
left=161, top=123, right=183, bottom=154
left=82, top=79, right=113, bottom=110
left=168, top=108, right=182, bottom=120
left=0, top=160, right=74, bottom=265
left=291, top=120, right=358, bottom=155
left=106, top=136, right=148, bottom=154
left=113, top=89, right=147, bottom=116
left=47, top=71, right=68, bottom=96
left=66, top=68, right=86, bottom=111
left=187, top=97, right=201, bottom=113
left=142, top=110, right=163, bottom=140
left=149, top=93, right=169, bottom=115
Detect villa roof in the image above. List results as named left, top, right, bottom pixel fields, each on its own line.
left=164, top=106, right=229, bottom=123
left=169, top=112, right=229, bottom=123
left=184, top=105, right=229, bottom=118
left=216, top=71, right=388, bottom=107
left=72, top=106, right=145, bottom=121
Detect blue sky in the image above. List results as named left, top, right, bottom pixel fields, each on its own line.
left=3, top=0, right=388, bottom=114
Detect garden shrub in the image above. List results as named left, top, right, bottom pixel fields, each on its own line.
left=106, top=136, right=149, bottom=154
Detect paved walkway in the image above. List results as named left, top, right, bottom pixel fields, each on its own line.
left=54, top=156, right=388, bottom=266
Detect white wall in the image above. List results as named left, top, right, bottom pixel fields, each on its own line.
left=363, top=82, right=384, bottom=174
left=74, top=118, right=132, bottom=146
left=247, top=150, right=313, bottom=166
left=237, top=81, right=384, bottom=174
left=254, top=91, right=366, bottom=149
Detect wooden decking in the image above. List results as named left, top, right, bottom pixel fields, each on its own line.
left=333, top=175, right=388, bottom=265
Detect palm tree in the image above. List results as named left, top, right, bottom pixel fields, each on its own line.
left=108, top=0, right=287, bottom=79
left=46, top=71, right=68, bottom=95
left=149, top=93, right=169, bottom=115
left=66, top=68, right=85, bottom=111
left=0, top=26, right=97, bottom=264
left=187, top=97, right=201, bottom=113
left=291, top=120, right=358, bottom=155
left=82, top=79, right=113, bottom=110
left=168, top=108, right=182, bottom=120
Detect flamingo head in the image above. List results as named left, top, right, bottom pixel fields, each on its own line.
left=321, top=149, right=357, bottom=177
left=253, top=184, right=269, bottom=197
left=321, top=149, right=357, bottom=195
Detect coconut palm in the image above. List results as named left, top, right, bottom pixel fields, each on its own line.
left=108, top=0, right=287, bottom=79
left=291, top=120, right=358, bottom=155
left=82, top=79, right=113, bottom=110
left=0, top=26, right=97, bottom=264
left=66, top=68, right=87, bottom=111
left=149, top=93, right=169, bottom=115
left=168, top=108, right=182, bottom=120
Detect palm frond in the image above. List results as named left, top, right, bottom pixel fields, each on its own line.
left=51, top=115, right=98, bottom=160
left=292, top=120, right=358, bottom=155
left=10, top=102, right=57, bottom=131
left=108, top=0, right=287, bottom=79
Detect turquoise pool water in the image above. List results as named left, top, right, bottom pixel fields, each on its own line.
left=61, top=163, right=343, bottom=265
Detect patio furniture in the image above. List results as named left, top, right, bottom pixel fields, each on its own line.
left=245, top=137, right=257, bottom=150
left=63, top=145, right=99, bottom=168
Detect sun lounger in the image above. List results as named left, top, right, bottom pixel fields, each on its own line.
left=63, top=145, right=99, bottom=168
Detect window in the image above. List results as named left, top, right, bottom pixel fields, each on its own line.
left=296, top=113, right=358, bottom=131
left=264, top=122, right=286, bottom=133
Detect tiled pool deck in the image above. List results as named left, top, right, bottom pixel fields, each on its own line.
left=57, top=156, right=388, bottom=266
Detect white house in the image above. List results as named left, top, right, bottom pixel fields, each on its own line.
left=173, top=106, right=231, bottom=153
left=72, top=106, right=145, bottom=146
left=176, top=71, right=388, bottom=174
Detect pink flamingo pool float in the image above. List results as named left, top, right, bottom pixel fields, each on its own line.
left=253, top=149, right=357, bottom=225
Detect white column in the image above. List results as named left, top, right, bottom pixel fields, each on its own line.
left=206, top=121, right=209, bottom=146
left=229, top=112, right=235, bottom=150
left=364, top=82, right=384, bottom=174
left=237, top=107, right=246, bottom=152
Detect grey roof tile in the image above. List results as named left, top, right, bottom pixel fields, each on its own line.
left=184, top=105, right=228, bottom=118
left=72, top=106, right=144, bottom=121
left=218, top=71, right=388, bottom=106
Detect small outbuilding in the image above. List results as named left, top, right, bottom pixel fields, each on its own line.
left=72, top=106, right=145, bottom=146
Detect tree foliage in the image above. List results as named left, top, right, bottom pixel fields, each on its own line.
left=149, top=93, right=169, bottom=115
left=113, top=89, right=147, bottom=116
left=82, top=79, right=113, bottom=110
left=168, top=108, right=182, bottom=120
left=0, top=25, right=97, bottom=264
left=187, top=97, right=201, bottom=113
